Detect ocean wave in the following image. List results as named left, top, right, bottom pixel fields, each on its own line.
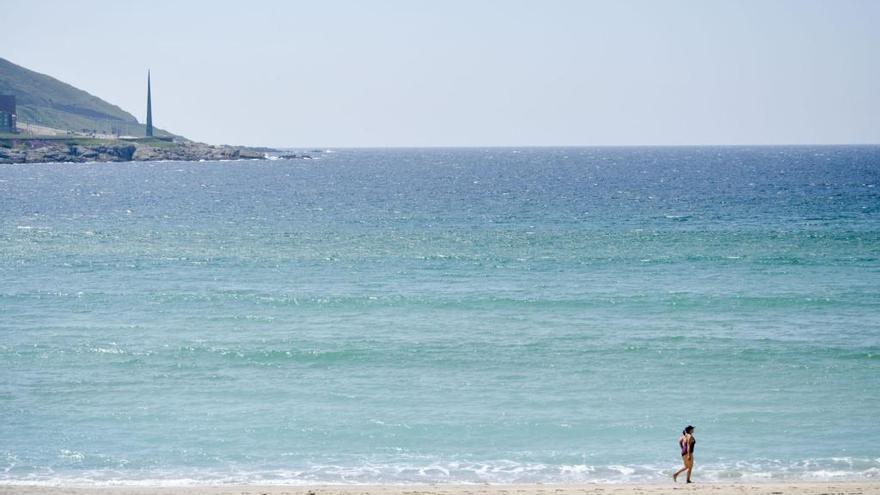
left=2, top=458, right=879, bottom=486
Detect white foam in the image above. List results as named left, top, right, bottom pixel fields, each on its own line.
left=2, top=457, right=879, bottom=486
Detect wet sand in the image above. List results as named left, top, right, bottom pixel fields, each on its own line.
left=2, top=482, right=879, bottom=495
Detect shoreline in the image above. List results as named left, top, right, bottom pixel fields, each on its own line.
left=0, top=137, right=271, bottom=163
left=3, top=482, right=880, bottom=495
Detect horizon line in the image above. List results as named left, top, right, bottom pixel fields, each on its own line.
left=252, top=143, right=880, bottom=150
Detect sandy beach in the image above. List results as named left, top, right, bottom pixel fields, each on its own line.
left=2, top=484, right=880, bottom=495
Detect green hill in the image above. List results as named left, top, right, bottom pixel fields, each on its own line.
left=0, top=57, right=174, bottom=138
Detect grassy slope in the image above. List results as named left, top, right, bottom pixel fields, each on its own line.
left=0, top=57, right=174, bottom=137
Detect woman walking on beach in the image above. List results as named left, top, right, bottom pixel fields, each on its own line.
left=673, top=425, right=695, bottom=483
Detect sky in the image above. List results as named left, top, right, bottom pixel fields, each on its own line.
left=2, top=0, right=879, bottom=147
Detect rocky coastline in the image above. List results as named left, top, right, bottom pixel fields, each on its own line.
left=0, top=138, right=269, bottom=164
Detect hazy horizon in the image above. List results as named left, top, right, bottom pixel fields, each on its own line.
left=3, top=0, right=878, bottom=147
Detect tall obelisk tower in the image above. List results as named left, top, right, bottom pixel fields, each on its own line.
left=146, top=70, right=153, bottom=137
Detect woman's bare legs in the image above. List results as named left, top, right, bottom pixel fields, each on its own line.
left=673, top=456, right=688, bottom=482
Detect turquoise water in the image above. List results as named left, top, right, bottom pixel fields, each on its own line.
left=1, top=147, right=878, bottom=485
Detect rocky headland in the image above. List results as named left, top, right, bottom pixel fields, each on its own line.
left=0, top=137, right=269, bottom=164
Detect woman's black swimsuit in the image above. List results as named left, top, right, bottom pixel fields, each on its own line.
left=680, top=436, right=695, bottom=456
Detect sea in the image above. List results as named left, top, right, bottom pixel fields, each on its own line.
left=1, top=146, right=878, bottom=486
